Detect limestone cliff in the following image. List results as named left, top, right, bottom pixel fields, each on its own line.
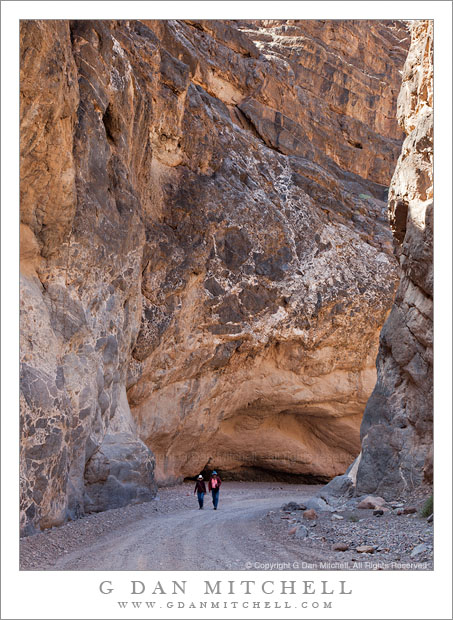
left=354, top=20, right=433, bottom=497
left=20, top=19, right=408, bottom=535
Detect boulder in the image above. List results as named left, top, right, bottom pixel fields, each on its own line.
left=84, top=433, right=157, bottom=513
left=282, top=502, right=306, bottom=512
left=304, top=497, right=335, bottom=513
left=322, top=474, right=354, bottom=498
left=411, top=543, right=428, bottom=558
left=295, top=525, right=309, bottom=539
left=333, top=543, right=349, bottom=552
left=357, top=501, right=376, bottom=510
left=356, top=545, right=375, bottom=554
left=357, top=495, right=386, bottom=509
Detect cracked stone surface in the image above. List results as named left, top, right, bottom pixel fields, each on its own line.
left=354, top=20, right=433, bottom=498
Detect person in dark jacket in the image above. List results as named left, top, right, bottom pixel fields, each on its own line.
left=208, top=471, right=222, bottom=510
left=194, top=475, right=207, bottom=509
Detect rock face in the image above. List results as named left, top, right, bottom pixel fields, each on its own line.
left=354, top=20, right=433, bottom=498
left=20, top=20, right=157, bottom=535
left=20, top=19, right=408, bottom=534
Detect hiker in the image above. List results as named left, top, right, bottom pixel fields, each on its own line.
left=208, top=470, right=222, bottom=510
left=194, top=474, right=207, bottom=509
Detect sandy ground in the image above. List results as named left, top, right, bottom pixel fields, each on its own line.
left=20, top=482, right=433, bottom=571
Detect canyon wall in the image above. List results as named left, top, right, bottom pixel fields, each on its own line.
left=20, top=19, right=408, bottom=534
left=354, top=20, right=433, bottom=498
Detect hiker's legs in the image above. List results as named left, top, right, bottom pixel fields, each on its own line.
left=197, top=492, right=204, bottom=508
left=212, top=489, right=219, bottom=509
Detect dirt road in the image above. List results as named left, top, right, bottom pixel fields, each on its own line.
left=20, top=482, right=433, bottom=571
left=21, top=482, right=320, bottom=571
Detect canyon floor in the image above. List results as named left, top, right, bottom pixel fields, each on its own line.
left=20, top=482, right=433, bottom=571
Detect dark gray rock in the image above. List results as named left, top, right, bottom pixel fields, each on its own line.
left=304, top=497, right=335, bottom=513
left=84, top=433, right=157, bottom=513
left=281, top=501, right=306, bottom=511
left=45, top=284, right=87, bottom=340
left=216, top=228, right=251, bottom=270
left=204, top=277, right=225, bottom=297
left=295, top=525, right=309, bottom=539
left=21, top=364, right=54, bottom=411
left=322, top=474, right=354, bottom=498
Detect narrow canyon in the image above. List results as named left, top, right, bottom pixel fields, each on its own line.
left=20, top=19, right=432, bottom=536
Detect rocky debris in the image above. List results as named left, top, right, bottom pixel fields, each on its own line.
left=266, top=487, right=433, bottom=569
left=304, top=496, right=336, bottom=513
left=282, top=501, right=306, bottom=511
left=356, top=545, right=375, bottom=554
left=297, top=490, right=388, bottom=517
left=373, top=510, right=384, bottom=517
left=20, top=18, right=409, bottom=533
left=303, top=509, right=318, bottom=521
left=354, top=20, right=433, bottom=499
left=427, top=514, right=433, bottom=523
left=289, top=524, right=309, bottom=539
left=333, top=542, right=349, bottom=551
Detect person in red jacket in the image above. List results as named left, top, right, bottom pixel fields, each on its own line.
left=208, top=471, right=222, bottom=510
left=194, top=475, right=207, bottom=509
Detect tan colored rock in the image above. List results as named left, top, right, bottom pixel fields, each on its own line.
left=127, top=20, right=408, bottom=485
left=357, top=495, right=386, bottom=509
left=357, top=501, right=374, bottom=509
left=20, top=19, right=409, bottom=534
left=333, top=542, right=349, bottom=551
left=356, top=545, right=375, bottom=554
left=303, top=509, right=318, bottom=520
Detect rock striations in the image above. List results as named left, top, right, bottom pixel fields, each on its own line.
left=354, top=20, right=433, bottom=498
left=20, top=19, right=409, bottom=535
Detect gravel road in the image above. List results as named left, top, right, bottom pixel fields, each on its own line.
left=20, top=482, right=433, bottom=571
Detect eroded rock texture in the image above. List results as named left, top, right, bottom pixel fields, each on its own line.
left=354, top=20, right=433, bottom=498
left=20, top=19, right=408, bottom=534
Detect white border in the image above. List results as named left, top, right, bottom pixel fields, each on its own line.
left=2, top=2, right=452, bottom=619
